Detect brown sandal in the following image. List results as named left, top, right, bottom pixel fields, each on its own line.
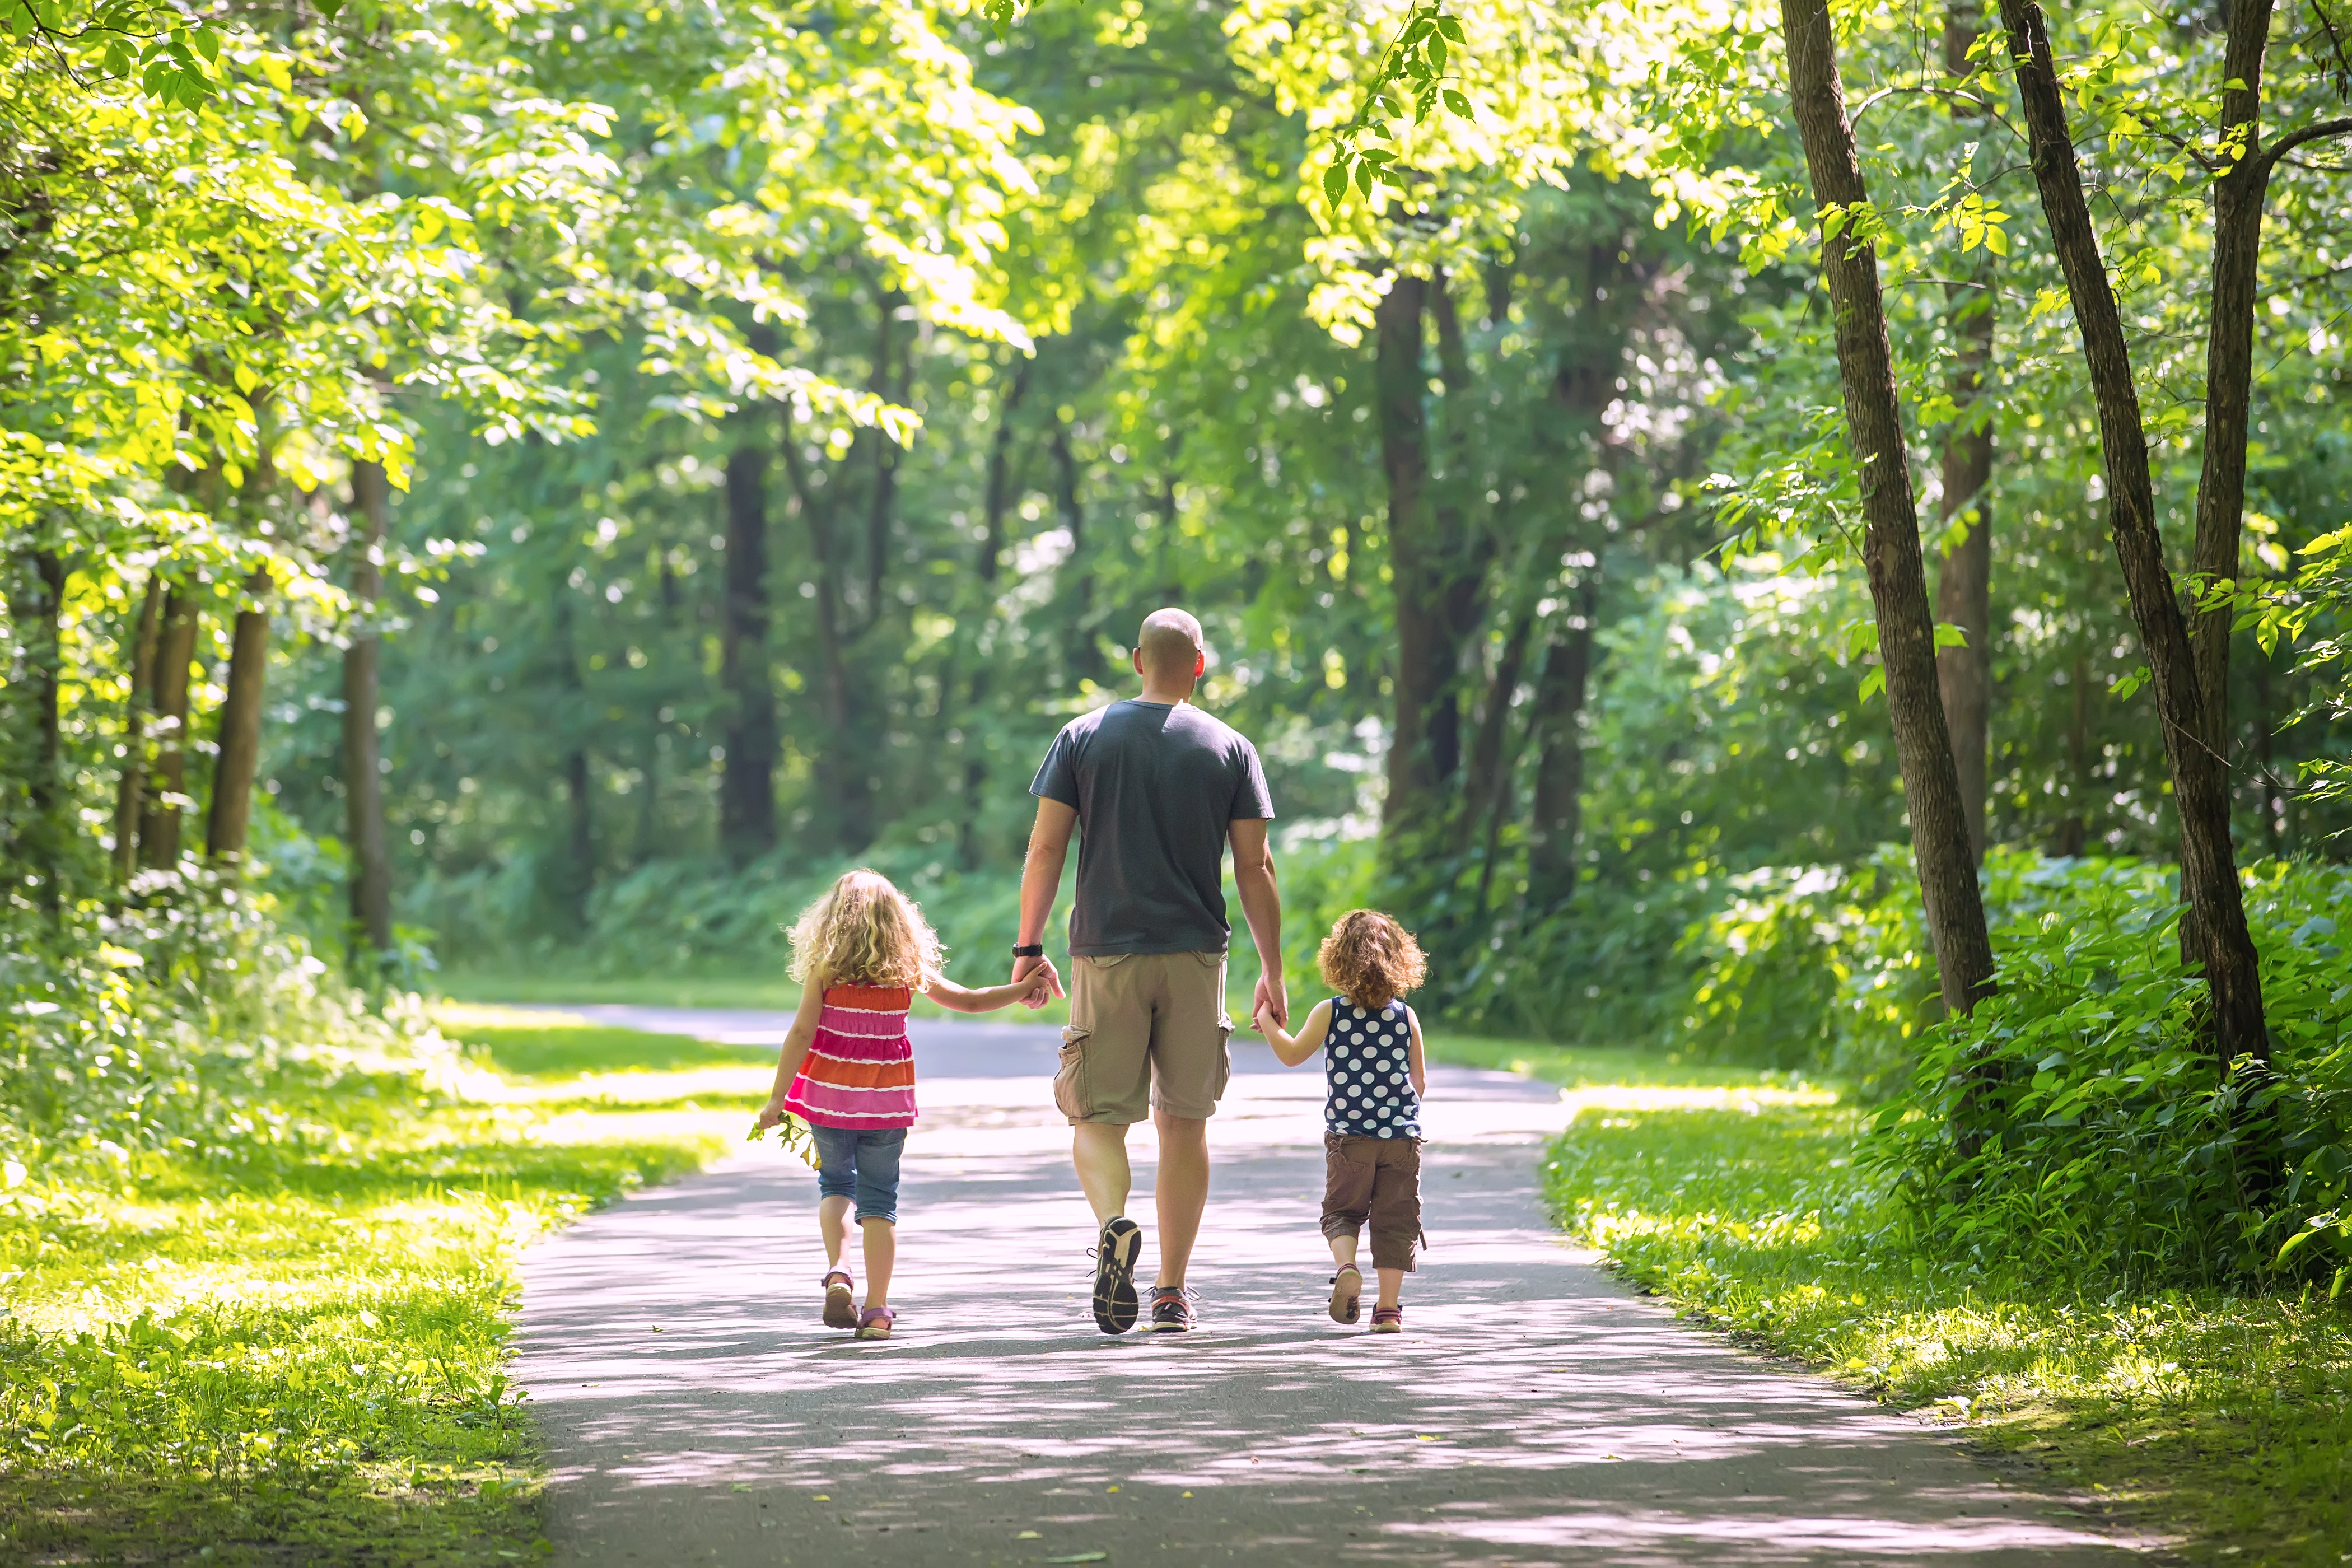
left=822, top=1270, right=857, bottom=1329
left=1328, top=1264, right=1362, bottom=1324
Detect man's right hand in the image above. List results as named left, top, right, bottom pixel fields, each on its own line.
left=1013, top=953, right=1065, bottom=1005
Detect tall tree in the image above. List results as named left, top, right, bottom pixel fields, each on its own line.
left=1995, top=0, right=2270, bottom=1074
left=139, top=586, right=200, bottom=871
left=111, top=574, right=164, bottom=880
left=1376, top=273, right=1449, bottom=840
left=1935, top=10, right=1995, bottom=863
left=719, top=423, right=778, bottom=867
left=1777, top=0, right=1995, bottom=1020
left=10, top=546, right=67, bottom=907
left=205, top=567, right=272, bottom=867
left=344, top=461, right=395, bottom=953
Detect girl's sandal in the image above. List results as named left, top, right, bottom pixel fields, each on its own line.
left=1327, top=1264, right=1362, bottom=1325
left=1369, top=1305, right=1404, bottom=1334
left=854, top=1305, right=895, bottom=1341
left=822, top=1270, right=857, bottom=1329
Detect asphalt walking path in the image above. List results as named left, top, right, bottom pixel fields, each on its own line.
left=512, top=1007, right=2153, bottom=1566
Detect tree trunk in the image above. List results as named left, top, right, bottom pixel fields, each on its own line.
left=1426, top=275, right=1489, bottom=790
left=139, top=586, right=200, bottom=871
left=2187, top=0, right=2279, bottom=761
left=1935, top=10, right=1996, bottom=863
left=1051, top=414, right=1093, bottom=685
left=1781, top=0, right=1995, bottom=1020
left=563, top=744, right=595, bottom=921
left=719, top=437, right=778, bottom=866
left=1376, top=273, right=1449, bottom=840
left=113, top=573, right=164, bottom=880
left=205, top=567, right=272, bottom=867
left=344, top=460, right=395, bottom=953
left=1996, top=0, right=2268, bottom=1071
left=1524, top=576, right=1598, bottom=912
left=1467, top=600, right=1536, bottom=907
left=958, top=360, right=1030, bottom=870
left=2053, top=650, right=2089, bottom=856
left=10, top=549, right=66, bottom=909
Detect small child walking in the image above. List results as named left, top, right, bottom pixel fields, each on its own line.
left=1253, top=909, right=1429, bottom=1333
left=755, top=869, right=1045, bottom=1340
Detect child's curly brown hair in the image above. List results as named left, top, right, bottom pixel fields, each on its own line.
left=1316, top=909, right=1427, bottom=1013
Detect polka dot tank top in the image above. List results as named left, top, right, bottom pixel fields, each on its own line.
left=1322, top=997, right=1419, bottom=1139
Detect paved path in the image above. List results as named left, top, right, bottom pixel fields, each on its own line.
left=514, top=1009, right=2149, bottom=1566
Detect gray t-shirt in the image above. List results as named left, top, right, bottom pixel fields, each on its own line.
left=1029, top=699, right=1275, bottom=956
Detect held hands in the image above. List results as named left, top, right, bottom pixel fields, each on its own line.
left=1011, top=953, right=1064, bottom=1007
left=1253, top=969, right=1288, bottom=1033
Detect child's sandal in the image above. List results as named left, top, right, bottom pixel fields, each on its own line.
left=1327, top=1264, right=1362, bottom=1325
left=1369, top=1305, right=1403, bottom=1334
left=822, top=1270, right=857, bottom=1329
left=854, top=1305, right=895, bottom=1341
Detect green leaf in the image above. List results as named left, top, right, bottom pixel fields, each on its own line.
left=1355, top=158, right=1376, bottom=198
left=1322, top=160, right=1348, bottom=204
left=1441, top=88, right=1471, bottom=117
left=1434, top=16, right=1464, bottom=41
left=1427, top=35, right=1447, bottom=70
left=1858, top=666, right=1886, bottom=703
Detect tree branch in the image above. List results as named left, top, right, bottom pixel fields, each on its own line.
left=2258, top=116, right=2352, bottom=177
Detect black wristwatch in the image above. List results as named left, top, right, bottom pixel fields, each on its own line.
left=1011, top=943, right=1045, bottom=958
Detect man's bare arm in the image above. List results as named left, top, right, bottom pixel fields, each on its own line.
left=1229, top=817, right=1286, bottom=1029
left=1016, top=797, right=1077, bottom=1002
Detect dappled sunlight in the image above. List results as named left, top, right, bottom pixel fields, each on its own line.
left=517, top=1018, right=2142, bottom=1564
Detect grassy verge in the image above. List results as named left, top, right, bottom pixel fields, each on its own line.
left=0, top=1009, right=759, bottom=1565
left=1513, top=1057, right=2352, bottom=1564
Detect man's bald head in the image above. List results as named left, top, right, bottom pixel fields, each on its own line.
left=1135, top=609, right=1206, bottom=680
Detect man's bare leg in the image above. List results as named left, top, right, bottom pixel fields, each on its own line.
left=1072, top=1122, right=1133, bottom=1223
left=1152, top=1108, right=1210, bottom=1288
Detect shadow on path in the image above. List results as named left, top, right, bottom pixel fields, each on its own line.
left=515, top=1013, right=2150, bottom=1565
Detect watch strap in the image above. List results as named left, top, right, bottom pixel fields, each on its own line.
left=1011, top=943, right=1046, bottom=958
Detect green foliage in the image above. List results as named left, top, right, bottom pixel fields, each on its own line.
left=1873, top=860, right=2352, bottom=1291
left=1541, top=1089, right=2352, bottom=1565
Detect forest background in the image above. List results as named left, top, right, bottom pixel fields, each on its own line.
left=11, top=0, right=2352, bottom=1556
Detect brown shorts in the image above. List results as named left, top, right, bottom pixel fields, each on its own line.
left=1322, top=1133, right=1422, bottom=1272
left=1054, top=952, right=1234, bottom=1125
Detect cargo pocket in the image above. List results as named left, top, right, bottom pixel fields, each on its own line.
left=1212, top=1014, right=1234, bottom=1102
left=1054, top=1025, right=1094, bottom=1121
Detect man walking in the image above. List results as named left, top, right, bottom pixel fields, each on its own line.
left=1012, top=608, right=1285, bottom=1334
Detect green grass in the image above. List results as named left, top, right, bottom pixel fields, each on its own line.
left=1536, top=1081, right=2352, bottom=1563
left=0, top=1012, right=750, bottom=1565
left=1422, top=1031, right=1803, bottom=1089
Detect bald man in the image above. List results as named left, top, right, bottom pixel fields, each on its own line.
left=1014, top=608, right=1285, bottom=1334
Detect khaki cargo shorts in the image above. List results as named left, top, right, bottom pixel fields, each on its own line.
left=1054, top=951, right=1234, bottom=1125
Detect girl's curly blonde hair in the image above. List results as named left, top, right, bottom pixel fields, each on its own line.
left=1317, top=909, right=1427, bottom=1014
left=786, top=870, right=941, bottom=989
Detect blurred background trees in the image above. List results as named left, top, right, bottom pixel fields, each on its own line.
left=11, top=0, right=2352, bottom=1056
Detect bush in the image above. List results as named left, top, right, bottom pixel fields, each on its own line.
left=0, top=864, right=458, bottom=1189
left=1868, top=858, right=2352, bottom=1290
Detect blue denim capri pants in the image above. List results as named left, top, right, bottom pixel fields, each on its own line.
left=809, top=1125, right=908, bottom=1224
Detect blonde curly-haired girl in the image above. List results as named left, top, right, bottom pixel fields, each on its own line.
left=756, top=869, right=1047, bottom=1339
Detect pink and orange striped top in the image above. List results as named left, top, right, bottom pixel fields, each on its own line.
left=782, top=983, right=918, bottom=1130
